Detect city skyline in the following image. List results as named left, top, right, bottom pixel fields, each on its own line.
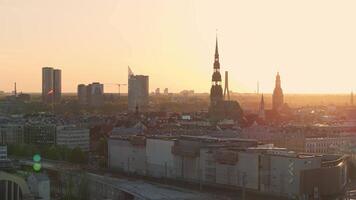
left=2, top=0, right=356, bottom=94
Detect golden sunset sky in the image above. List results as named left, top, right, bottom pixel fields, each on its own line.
left=1, top=0, right=356, bottom=93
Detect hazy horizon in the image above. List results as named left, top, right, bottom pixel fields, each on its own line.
left=2, top=0, right=356, bottom=94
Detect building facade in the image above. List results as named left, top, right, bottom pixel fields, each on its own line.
left=53, top=69, right=62, bottom=103
left=0, top=124, right=24, bottom=145
left=77, top=82, right=104, bottom=107
left=0, top=145, right=7, bottom=160
left=108, top=135, right=348, bottom=199
left=24, top=123, right=56, bottom=145
left=77, top=84, right=87, bottom=105
left=56, top=125, right=90, bottom=151
left=128, top=72, right=149, bottom=111
left=42, top=67, right=61, bottom=104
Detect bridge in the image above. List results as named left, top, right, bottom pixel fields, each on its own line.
left=18, top=159, right=214, bottom=200
left=0, top=171, right=35, bottom=200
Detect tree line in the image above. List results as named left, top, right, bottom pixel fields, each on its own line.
left=7, top=144, right=87, bottom=164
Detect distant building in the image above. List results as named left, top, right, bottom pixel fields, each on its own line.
left=87, top=82, right=104, bottom=107
left=272, top=72, right=284, bottom=111
left=258, top=94, right=265, bottom=120
left=108, top=135, right=348, bottom=198
left=24, top=123, right=56, bottom=145
left=179, top=90, right=194, bottom=96
left=77, top=84, right=87, bottom=105
left=56, top=125, right=90, bottom=151
left=27, top=173, right=50, bottom=200
left=42, top=67, right=61, bottom=104
left=164, top=88, right=169, bottom=95
left=77, top=82, right=104, bottom=107
left=0, top=124, right=24, bottom=145
left=0, top=145, right=7, bottom=160
left=209, top=37, right=243, bottom=122
left=155, top=88, right=160, bottom=95
left=53, top=69, right=62, bottom=103
left=351, top=91, right=354, bottom=106
left=128, top=67, right=149, bottom=111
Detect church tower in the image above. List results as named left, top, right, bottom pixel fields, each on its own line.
left=258, top=94, right=266, bottom=120
left=210, top=36, right=223, bottom=106
left=272, top=72, right=284, bottom=111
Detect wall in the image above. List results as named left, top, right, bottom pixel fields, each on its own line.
left=108, top=138, right=146, bottom=175
left=146, top=138, right=175, bottom=178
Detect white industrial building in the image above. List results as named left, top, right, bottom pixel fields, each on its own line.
left=108, top=135, right=348, bottom=199
left=56, top=125, right=90, bottom=151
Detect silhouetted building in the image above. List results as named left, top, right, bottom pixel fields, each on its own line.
left=77, top=84, right=87, bottom=105
left=53, top=69, right=62, bottom=103
left=87, top=82, right=104, bottom=107
left=210, top=37, right=223, bottom=106
left=351, top=91, right=354, bottom=106
left=272, top=72, right=284, bottom=111
left=155, top=88, right=160, bottom=95
left=164, top=88, right=169, bottom=95
left=209, top=37, right=243, bottom=122
left=42, top=67, right=61, bottom=104
left=258, top=94, right=265, bottom=120
left=77, top=83, right=104, bottom=107
left=128, top=67, right=149, bottom=111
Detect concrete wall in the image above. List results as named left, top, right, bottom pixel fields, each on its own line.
left=267, top=155, right=321, bottom=197
left=108, top=138, right=146, bottom=175
left=146, top=138, right=175, bottom=178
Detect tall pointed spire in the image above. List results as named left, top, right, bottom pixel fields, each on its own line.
left=259, top=94, right=265, bottom=120
left=210, top=33, right=223, bottom=106
left=215, top=35, right=219, bottom=56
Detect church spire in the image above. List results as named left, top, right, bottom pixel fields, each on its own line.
left=215, top=35, right=219, bottom=57
left=259, top=94, right=266, bottom=120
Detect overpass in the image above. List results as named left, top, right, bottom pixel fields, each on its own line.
left=18, top=159, right=214, bottom=200
left=0, top=171, right=35, bottom=200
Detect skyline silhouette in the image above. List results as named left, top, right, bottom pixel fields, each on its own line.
left=1, top=0, right=356, bottom=93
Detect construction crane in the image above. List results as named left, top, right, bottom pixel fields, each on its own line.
left=104, top=83, right=127, bottom=98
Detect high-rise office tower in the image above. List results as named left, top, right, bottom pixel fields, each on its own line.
left=128, top=67, right=149, bottom=111
left=87, top=82, right=104, bottom=107
left=272, top=72, right=284, bottom=111
left=53, top=69, right=62, bottom=103
left=42, top=67, right=61, bottom=104
left=77, top=84, right=87, bottom=105
left=210, top=37, right=223, bottom=106
left=164, top=88, right=169, bottom=95
left=42, top=67, right=54, bottom=103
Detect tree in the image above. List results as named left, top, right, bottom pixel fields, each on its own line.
left=68, top=147, right=86, bottom=164
left=47, top=145, right=61, bottom=160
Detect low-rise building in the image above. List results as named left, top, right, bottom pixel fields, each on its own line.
left=108, top=135, right=348, bottom=199
left=24, top=123, right=56, bottom=145
left=0, top=145, right=7, bottom=160
left=305, top=137, right=352, bottom=154
left=0, top=124, right=24, bottom=145
left=56, top=125, right=90, bottom=151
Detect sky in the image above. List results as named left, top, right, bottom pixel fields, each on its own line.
left=1, top=0, right=356, bottom=94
